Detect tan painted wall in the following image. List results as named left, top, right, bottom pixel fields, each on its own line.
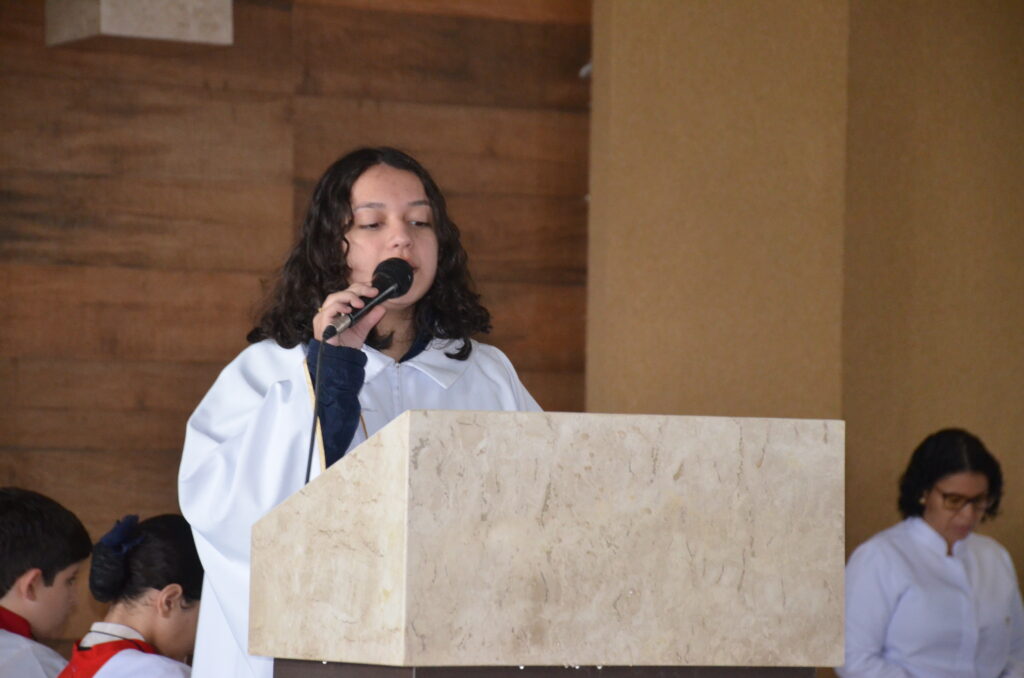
left=844, top=0, right=1024, bottom=571
left=587, top=0, right=848, bottom=420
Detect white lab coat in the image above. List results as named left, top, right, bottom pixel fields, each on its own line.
left=838, top=517, right=1024, bottom=678
left=179, top=338, right=539, bottom=678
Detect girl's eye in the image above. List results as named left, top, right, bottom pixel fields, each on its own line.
left=410, top=220, right=432, bottom=228
left=358, top=222, right=381, bottom=230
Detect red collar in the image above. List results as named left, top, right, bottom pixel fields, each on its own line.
left=0, top=605, right=33, bottom=640
left=58, top=639, right=159, bottom=678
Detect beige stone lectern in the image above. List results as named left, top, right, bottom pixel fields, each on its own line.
left=251, top=411, right=844, bottom=677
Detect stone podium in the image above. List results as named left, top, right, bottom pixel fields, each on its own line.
left=251, top=411, right=844, bottom=677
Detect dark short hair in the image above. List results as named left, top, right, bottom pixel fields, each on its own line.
left=247, top=146, right=490, bottom=360
left=897, top=428, right=1003, bottom=519
left=90, top=514, right=204, bottom=604
left=0, top=487, right=92, bottom=596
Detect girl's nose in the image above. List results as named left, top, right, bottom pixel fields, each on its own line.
left=389, top=220, right=413, bottom=248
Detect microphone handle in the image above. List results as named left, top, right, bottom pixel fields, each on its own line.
left=321, top=282, right=398, bottom=341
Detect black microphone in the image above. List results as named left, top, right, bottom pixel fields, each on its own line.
left=321, top=258, right=414, bottom=340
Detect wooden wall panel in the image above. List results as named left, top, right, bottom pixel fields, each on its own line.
left=292, top=99, right=588, bottom=195
left=513, top=371, right=584, bottom=414
left=449, top=195, right=587, bottom=286
left=477, top=281, right=584, bottom=372
left=1, top=0, right=589, bottom=651
left=0, top=358, right=221, bottom=415
left=0, top=409, right=188, bottom=455
left=298, top=0, right=591, bottom=25
left=292, top=3, right=590, bottom=108
left=0, top=264, right=258, bottom=361
left=0, top=76, right=292, bottom=181
left=0, top=172, right=292, bottom=272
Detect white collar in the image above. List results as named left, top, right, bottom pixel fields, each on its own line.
left=906, top=516, right=970, bottom=558
left=362, top=339, right=473, bottom=389
left=80, top=621, right=146, bottom=648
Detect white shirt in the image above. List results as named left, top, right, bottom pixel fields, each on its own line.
left=179, top=338, right=540, bottom=678
left=74, top=622, right=190, bottom=678
left=838, top=517, right=1024, bottom=678
left=0, top=629, right=66, bottom=678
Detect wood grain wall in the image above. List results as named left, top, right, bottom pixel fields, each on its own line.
left=0, top=0, right=589, bottom=650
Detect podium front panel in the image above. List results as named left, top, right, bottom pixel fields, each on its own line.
left=275, top=660, right=815, bottom=678
left=252, top=411, right=844, bottom=668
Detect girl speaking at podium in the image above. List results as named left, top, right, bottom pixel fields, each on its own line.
left=178, top=147, right=539, bottom=678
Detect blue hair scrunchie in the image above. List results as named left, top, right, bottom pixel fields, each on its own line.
left=98, top=514, right=145, bottom=556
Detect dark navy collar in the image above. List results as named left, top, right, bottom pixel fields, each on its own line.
left=399, top=331, right=431, bottom=363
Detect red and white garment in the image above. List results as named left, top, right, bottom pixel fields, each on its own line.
left=58, top=622, right=190, bottom=678
left=0, top=604, right=67, bottom=678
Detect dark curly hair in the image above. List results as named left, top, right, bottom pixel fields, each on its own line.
left=247, top=147, right=490, bottom=360
left=897, top=428, right=1002, bottom=520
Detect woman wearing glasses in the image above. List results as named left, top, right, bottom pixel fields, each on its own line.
left=837, top=428, right=1024, bottom=678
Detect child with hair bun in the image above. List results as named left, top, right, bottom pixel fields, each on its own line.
left=59, top=514, right=203, bottom=678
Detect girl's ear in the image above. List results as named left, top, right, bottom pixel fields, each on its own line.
left=155, top=583, right=184, bottom=618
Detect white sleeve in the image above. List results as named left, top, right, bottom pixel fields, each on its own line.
left=488, top=343, right=542, bottom=412
left=511, top=370, right=542, bottom=413
left=1001, top=561, right=1024, bottom=678
left=0, top=642, right=66, bottom=678
left=836, top=540, right=914, bottom=678
left=178, top=345, right=311, bottom=668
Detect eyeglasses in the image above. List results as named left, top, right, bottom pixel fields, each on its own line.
left=934, top=489, right=993, bottom=512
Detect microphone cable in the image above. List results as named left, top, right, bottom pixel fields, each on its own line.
left=304, top=337, right=328, bottom=485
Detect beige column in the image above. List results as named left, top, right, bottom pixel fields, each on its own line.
left=587, top=0, right=848, bottom=420
left=843, top=0, right=1024, bottom=561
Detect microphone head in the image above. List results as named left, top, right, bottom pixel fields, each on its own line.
left=372, top=258, right=414, bottom=297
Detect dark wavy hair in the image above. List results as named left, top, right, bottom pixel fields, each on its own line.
left=897, top=428, right=1003, bottom=520
left=247, top=147, right=490, bottom=360
left=90, top=514, right=203, bottom=604
left=0, top=487, right=91, bottom=596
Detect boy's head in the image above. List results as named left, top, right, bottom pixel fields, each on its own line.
left=0, top=487, right=92, bottom=639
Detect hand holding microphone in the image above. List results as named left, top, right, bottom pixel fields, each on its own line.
left=318, top=258, right=414, bottom=343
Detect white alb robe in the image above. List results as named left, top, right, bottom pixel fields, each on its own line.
left=0, top=629, right=66, bottom=678
left=85, top=651, right=191, bottom=678
left=61, top=621, right=190, bottom=677
left=178, top=338, right=539, bottom=678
